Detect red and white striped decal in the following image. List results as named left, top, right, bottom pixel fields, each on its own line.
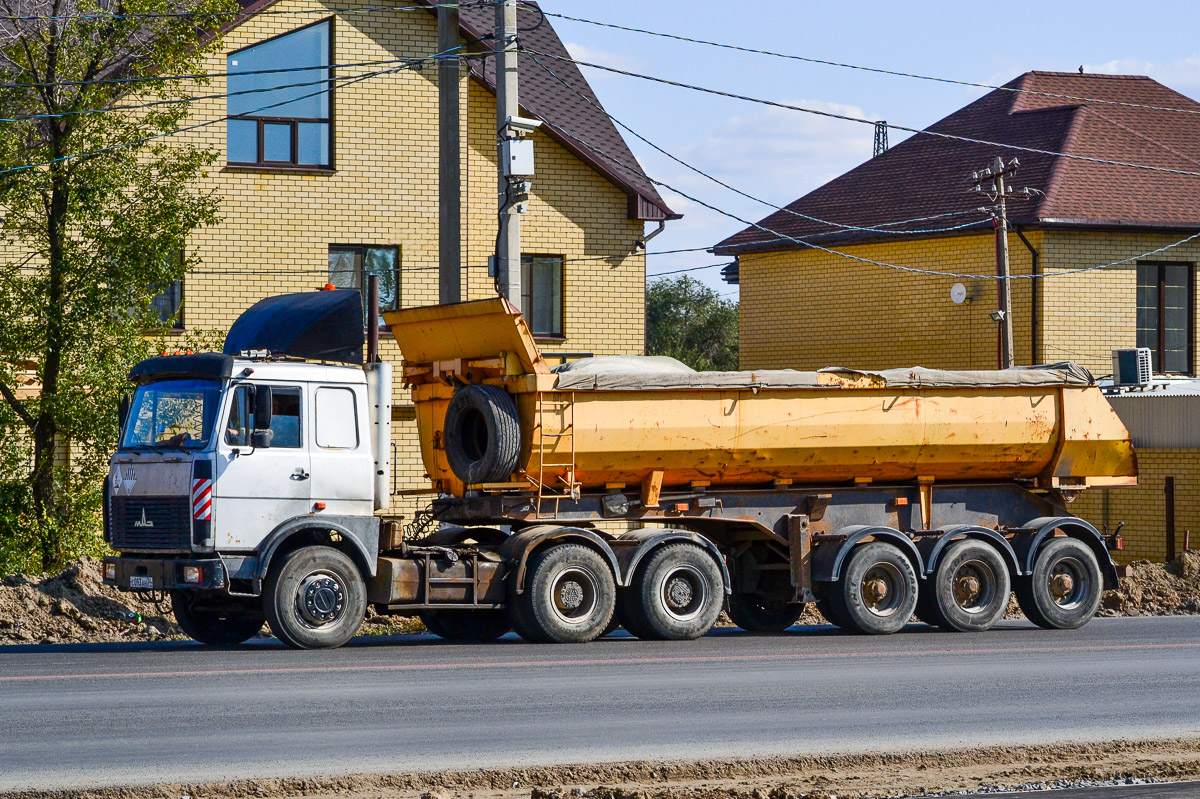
left=192, top=478, right=212, bottom=520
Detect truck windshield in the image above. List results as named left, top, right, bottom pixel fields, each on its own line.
left=121, top=379, right=221, bottom=450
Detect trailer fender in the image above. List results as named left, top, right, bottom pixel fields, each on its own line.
left=812, top=525, right=924, bottom=583
left=1015, top=517, right=1119, bottom=590
left=256, top=514, right=380, bottom=582
left=498, top=525, right=621, bottom=595
left=610, top=528, right=731, bottom=594
left=917, top=526, right=1021, bottom=579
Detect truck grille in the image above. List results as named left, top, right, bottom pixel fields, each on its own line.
left=109, top=496, right=192, bottom=551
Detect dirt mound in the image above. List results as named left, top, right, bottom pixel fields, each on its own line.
left=1100, top=551, right=1200, bottom=616
left=0, top=557, right=183, bottom=644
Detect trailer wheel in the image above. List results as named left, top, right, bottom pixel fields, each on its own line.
left=726, top=593, right=804, bottom=633
left=171, top=591, right=264, bottom=646
left=624, top=543, right=723, bottom=640
left=263, top=545, right=366, bottom=649
left=930, top=539, right=1011, bottom=632
left=1016, top=537, right=1102, bottom=630
left=832, top=542, right=918, bottom=635
left=443, top=385, right=521, bottom=484
left=419, top=609, right=511, bottom=642
left=509, top=543, right=615, bottom=643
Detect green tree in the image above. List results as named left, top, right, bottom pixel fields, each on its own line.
left=0, top=0, right=236, bottom=572
left=646, top=275, right=739, bottom=371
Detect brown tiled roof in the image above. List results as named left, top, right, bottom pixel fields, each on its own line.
left=231, top=0, right=676, bottom=221
left=714, top=71, right=1200, bottom=254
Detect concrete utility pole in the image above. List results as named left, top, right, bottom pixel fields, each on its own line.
left=437, top=0, right=461, bottom=305
left=972, top=156, right=1035, bottom=370
left=494, top=0, right=525, bottom=313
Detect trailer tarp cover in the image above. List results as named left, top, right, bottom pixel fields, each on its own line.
left=224, top=290, right=364, bottom=364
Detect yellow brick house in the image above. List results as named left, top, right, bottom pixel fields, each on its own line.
left=149, top=1, right=676, bottom=511
left=714, top=72, right=1200, bottom=562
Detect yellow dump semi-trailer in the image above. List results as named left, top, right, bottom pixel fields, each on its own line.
left=381, top=298, right=1135, bottom=642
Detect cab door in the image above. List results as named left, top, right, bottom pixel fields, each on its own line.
left=307, top=384, right=374, bottom=515
left=213, top=383, right=311, bottom=550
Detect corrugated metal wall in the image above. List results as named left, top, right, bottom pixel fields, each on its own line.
left=1107, top=394, right=1200, bottom=449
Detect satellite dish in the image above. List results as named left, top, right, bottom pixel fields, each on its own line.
left=950, top=283, right=968, bottom=304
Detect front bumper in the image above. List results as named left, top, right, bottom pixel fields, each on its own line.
left=102, top=556, right=227, bottom=591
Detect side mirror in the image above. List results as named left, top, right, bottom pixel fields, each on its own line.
left=252, top=384, right=273, bottom=432
left=118, top=393, right=132, bottom=430
left=250, top=429, right=274, bottom=449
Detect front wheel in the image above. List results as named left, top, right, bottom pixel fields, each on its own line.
left=1016, top=537, right=1102, bottom=630
left=263, top=546, right=367, bottom=649
left=171, top=591, right=264, bottom=645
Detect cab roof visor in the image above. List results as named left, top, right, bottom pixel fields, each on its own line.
left=128, top=353, right=235, bottom=382
left=224, top=290, right=365, bottom=365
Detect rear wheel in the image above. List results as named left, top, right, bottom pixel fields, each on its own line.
left=815, top=593, right=853, bottom=629
left=1016, top=537, right=1102, bottom=630
left=171, top=591, right=264, bottom=646
left=263, top=546, right=366, bottom=649
left=726, top=593, right=804, bottom=633
left=831, top=542, right=918, bottom=635
left=625, top=543, right=724, bottom=640
left=509, top=544, right=616, bottom=643
left=419, top=609, right=511, bottom=642
left=930, top=539, right=1011, bottom=632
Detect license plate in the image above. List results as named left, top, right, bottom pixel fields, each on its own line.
left=129, top=575, right=154, bottom=590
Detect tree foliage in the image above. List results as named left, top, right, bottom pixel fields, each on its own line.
left=646, top=276, right=739, bottom=372
left=0, top=0, right=237, bottom=573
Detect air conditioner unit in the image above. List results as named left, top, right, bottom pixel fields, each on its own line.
left=1112, top=347, right=1152, bottom=386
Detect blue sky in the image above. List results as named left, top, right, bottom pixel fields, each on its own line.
left=536, top=1, right=1200, bottom=296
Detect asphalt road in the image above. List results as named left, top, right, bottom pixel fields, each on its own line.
left=2, top=616, right=1200, bottom=793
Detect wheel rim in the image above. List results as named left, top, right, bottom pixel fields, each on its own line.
left=549, top=566, right=599, bottom=626
left=659, top=564, right=708, bottom=621
left=859, top=562, right=906, bottom=618
left=1046, top=556, right=1089, bottom=610
left=951, top=558, right=998, bottom=615
left=295, top=570, right=347, bottom=628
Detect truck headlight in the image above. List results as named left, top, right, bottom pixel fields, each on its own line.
left=104, top=562, right=117, bottom=581
left=183, top=565, right=202, bottom=584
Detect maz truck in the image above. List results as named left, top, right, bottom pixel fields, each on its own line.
left=103, top=289, right=1137, bottom=649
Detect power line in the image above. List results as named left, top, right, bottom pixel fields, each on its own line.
left=527, top=50, right=992, bottom=239
left=524, top=48, right=1200, bottom=180
left=530, top=114, right=1200, bottom=281
left=647, top=262, right=734, bottom=278
left=0, top=2, right=481, bottom=22
left=539, top=10, right=1200, bottom=118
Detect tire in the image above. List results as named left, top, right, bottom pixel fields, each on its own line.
left=508, top=544, right=615, bottom=643
left=832, top=542, right=919, bottom=635
left=1016, top=537, right=1103, bottom=630
left=624, top=544, right=724, bottom=640
left=930, top=539, right=1011, bottom=632
left=443, top=385, right=521, bottom=484
left=815, top=592, right=853, bottom=629
left=171, top=590, right=264, bottom=646
left=263, top=546, right=367, bottom=649
left=419, top=609, right=511, bottom=642
left=914, top=584, right=948, bottom=628
left=726, top=593, right=804, bottom=633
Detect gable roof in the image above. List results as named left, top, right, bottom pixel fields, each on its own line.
left=714, top=71, right=1200, bottom=254
left=231, top=0, right=676, bottom=221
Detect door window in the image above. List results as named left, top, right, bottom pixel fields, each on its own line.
left=225, top=385, right=303, bottom=447
left=315, top=387, right=358, bottom=449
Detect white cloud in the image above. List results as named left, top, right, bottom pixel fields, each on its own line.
left=561, top=41, right=648, bottom=78
left=1083, top=54, right=1200, bottom=88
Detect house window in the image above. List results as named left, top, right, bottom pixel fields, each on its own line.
left=227, top=19, right=332, bottom=168
left=149, top=280, right=183, bottom=328
left=328, top=245, right=400, bottom=324
left=1137, top=262, right=1193, bottom=374
left=521, top=254, right=563, bottom=337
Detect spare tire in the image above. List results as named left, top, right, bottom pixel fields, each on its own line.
left=444, top=384, right=521, bottom=483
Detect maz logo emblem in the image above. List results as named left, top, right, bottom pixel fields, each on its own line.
left=133, top=508, right=155, bottom=528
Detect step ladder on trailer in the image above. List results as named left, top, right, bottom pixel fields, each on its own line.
left=531, top=391, right=580, bottom=517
